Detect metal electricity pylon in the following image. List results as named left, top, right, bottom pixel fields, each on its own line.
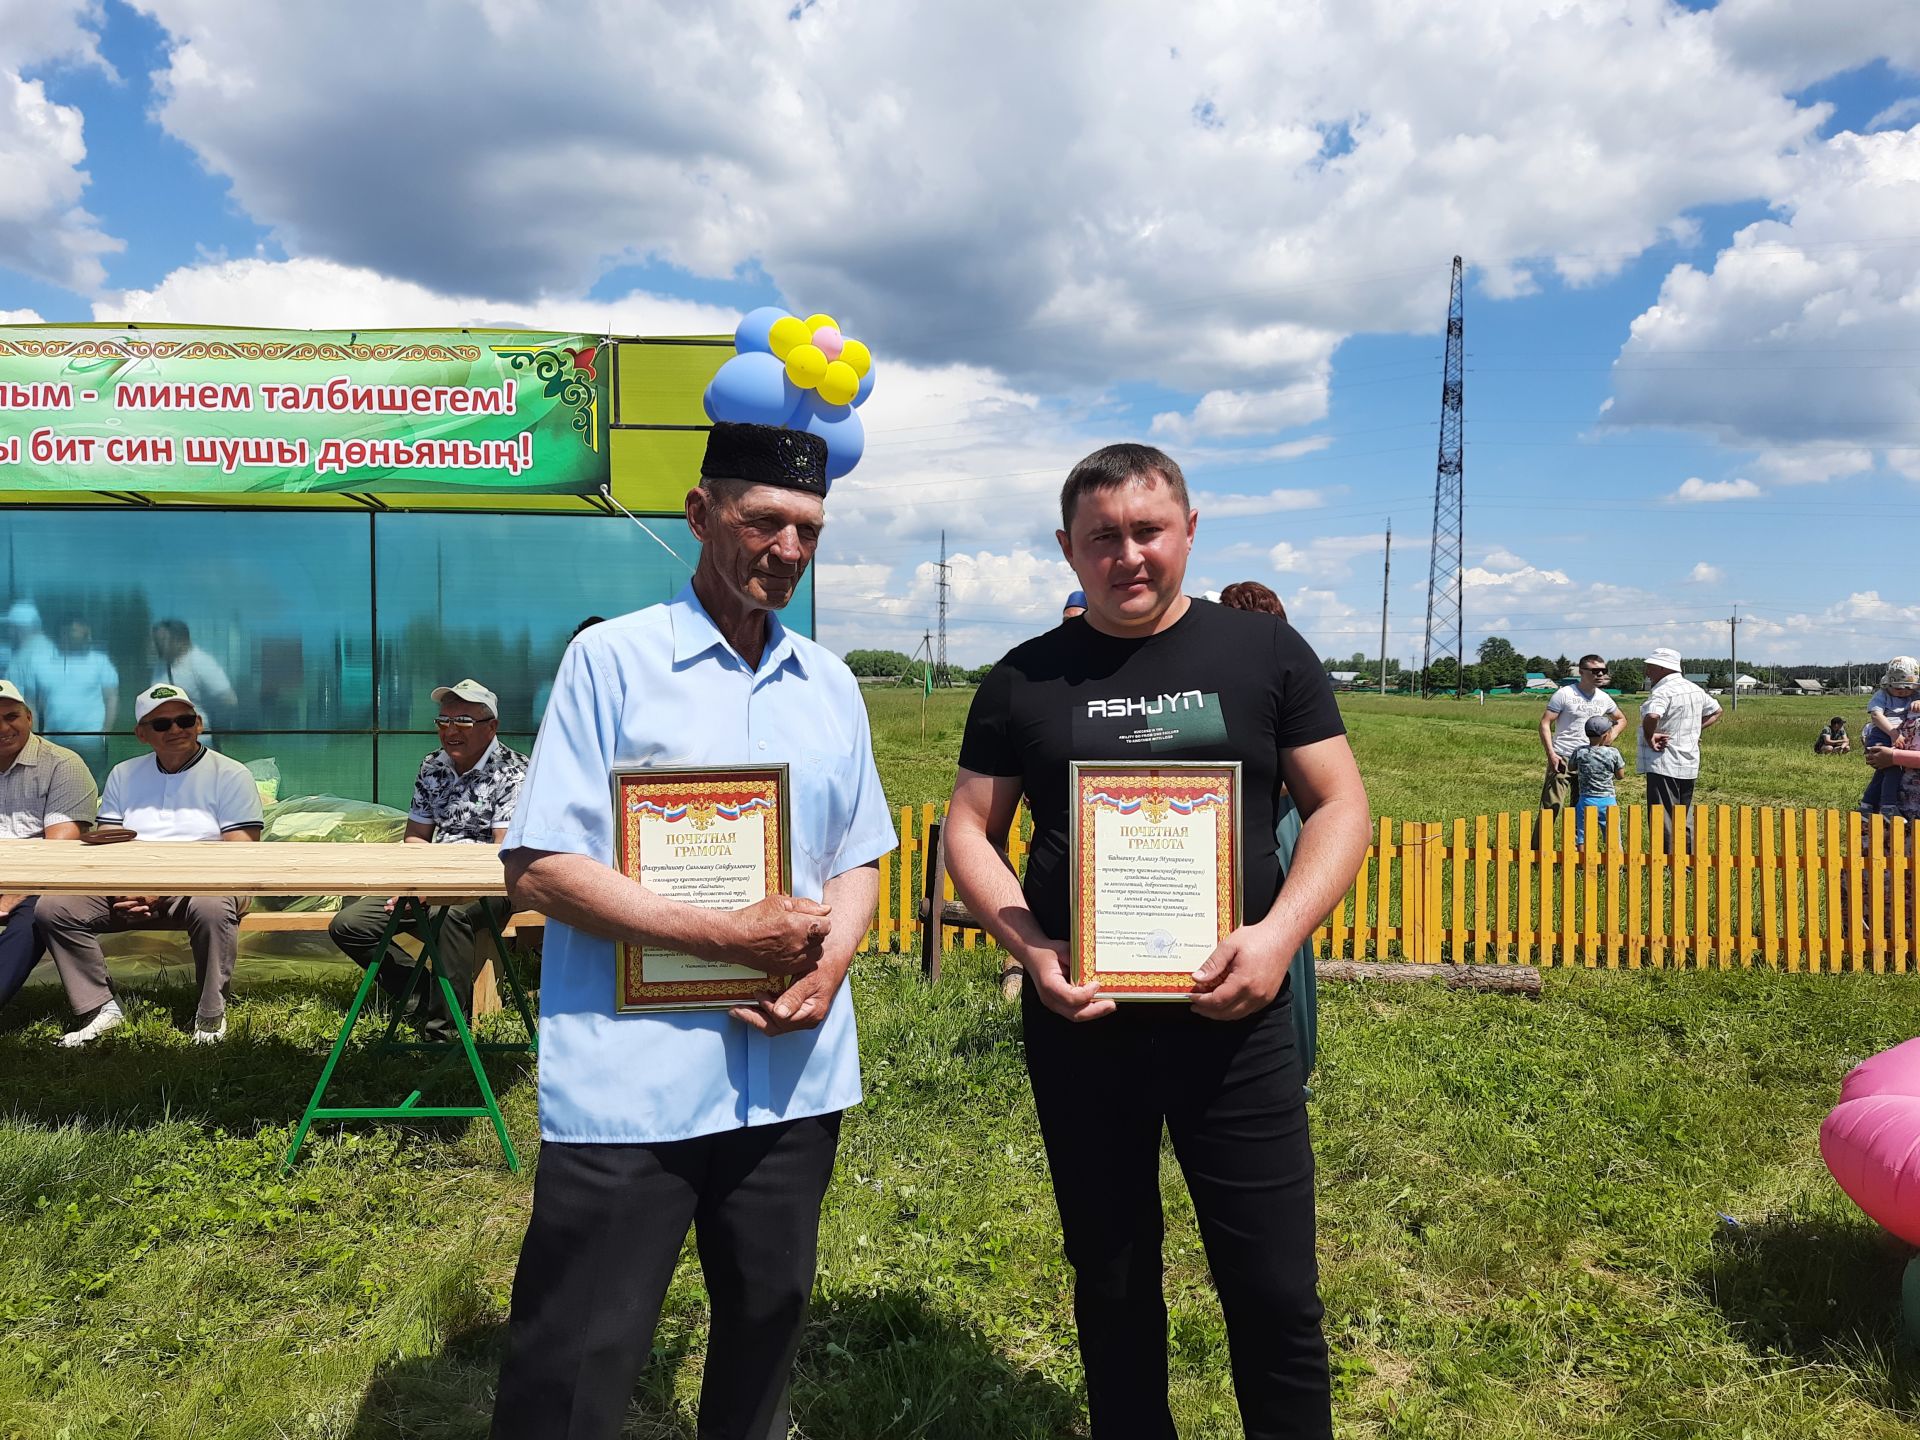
left=1421, top=255, right=1465, bottom=696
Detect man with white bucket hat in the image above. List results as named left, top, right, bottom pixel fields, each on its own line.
left=1638, top=647, right=1721, bottom=853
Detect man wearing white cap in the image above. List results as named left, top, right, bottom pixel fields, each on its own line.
left=35, top=684, right=263, bottom=1045
left=1639, top=647, right=1721, bottom=852
left=326, top=678, right=526, bottom=1036
left=0, top=678, right=99, bottom=1014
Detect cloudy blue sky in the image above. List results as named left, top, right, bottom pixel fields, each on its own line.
left=3, top=0, right=1919, bottom=669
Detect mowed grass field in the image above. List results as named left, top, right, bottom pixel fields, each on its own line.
left=2, top=691, right=1916, bottom=1438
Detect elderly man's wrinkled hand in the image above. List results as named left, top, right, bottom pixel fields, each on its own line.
left=729, top=958, right=847, bottom=1035
left=725, top=893, right=832, bottom=975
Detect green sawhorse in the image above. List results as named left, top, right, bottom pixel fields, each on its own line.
left=283, top=897, right=538, bottom=1172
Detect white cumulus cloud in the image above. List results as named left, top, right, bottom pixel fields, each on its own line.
left=1673, top=476, right=1761, bottom=502
left=1608, top=125, right=1920, bottom=483
left=0, top=1, right=120, bottom=292
left=126, top=0, right=1837, bottom=394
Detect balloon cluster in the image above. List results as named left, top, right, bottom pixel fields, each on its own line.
left=702, top=306, right=875, bottom=483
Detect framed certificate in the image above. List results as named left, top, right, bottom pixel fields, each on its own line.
left=611, top=763, right=791, bottom=1012
left=1068, top=760, right=1242, bottom=1000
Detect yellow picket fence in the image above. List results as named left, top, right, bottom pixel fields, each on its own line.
left=860, top=803, right=1917, bottom=972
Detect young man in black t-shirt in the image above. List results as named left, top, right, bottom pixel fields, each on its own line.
left=947, top=443, right=1369, bottom=1440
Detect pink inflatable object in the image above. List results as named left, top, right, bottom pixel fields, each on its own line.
left=1820, top=1036, right=1920, bottom=1247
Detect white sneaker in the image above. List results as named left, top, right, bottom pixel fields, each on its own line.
left=57, top=999, right=126, bottom=1047
left=191, top=1014, right=227, bottom=1045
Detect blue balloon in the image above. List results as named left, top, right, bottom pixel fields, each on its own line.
left=734, top=306, right=789, bottom=356
left=792, top=395, right=865, bottom=483
left=703, top=351, right=803, bottom=427
left=852, top=364, right=875, bottom=407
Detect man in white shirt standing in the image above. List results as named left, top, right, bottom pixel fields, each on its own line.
left=28, top=615, right=118, bottom=777
left=150, top=619, right=239, bottom=738
left=1538, top=653, right=1624, bottom=828
left=35, top=684, right=263, bottom=1047
left=1638, top=647, right=1721, bottom=853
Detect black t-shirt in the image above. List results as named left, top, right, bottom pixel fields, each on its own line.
left=957, top=598, right=1347, bottom=941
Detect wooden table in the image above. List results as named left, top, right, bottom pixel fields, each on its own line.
left=3, top=839, right=514, bottom=896
left=0, top=841, right=537, bottom=1172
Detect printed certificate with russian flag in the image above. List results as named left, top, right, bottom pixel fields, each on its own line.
left=1068, top=760, right=1242, bottom=999
left=611, top=764, right=791, bottom=1011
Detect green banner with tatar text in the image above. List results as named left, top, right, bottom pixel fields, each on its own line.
left=0, top=327, right=610, bottom=495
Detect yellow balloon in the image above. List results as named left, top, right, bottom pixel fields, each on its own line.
left=838, top=338, right=872, bottom=378
left=785, top=344, right=829, bottom=389
left=817, top=360, right=859, bottom=406
left=802, top=313, right=839, bottom=334
left=768, top=316, right=810, bottom=360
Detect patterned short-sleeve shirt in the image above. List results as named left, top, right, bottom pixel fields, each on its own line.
left=410, top=738, right=528, bottom=844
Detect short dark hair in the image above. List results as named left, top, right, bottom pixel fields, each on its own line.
left=1218, top=581, right=1285, bottom=619
left=1830, top=716, right=1846, bottom=728
left=153, top=618, right=190, bottom=644
left=1060, top=443, right=1190, bottom=530
left=1579, top=653, right=1606, bottom=670
left=571, top=616, right=607, bottom=641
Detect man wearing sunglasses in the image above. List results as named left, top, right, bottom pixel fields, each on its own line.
left=327, top=678, right=527, bottom=1039
left=1539, top=655, right=1625, bottom=832
left=36, top=684, right=263, bottom=1046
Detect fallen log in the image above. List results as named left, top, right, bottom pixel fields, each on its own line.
left=1313, top=960, right=1542, bottom=996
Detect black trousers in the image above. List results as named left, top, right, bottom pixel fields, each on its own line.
left=1023, top=983, right=1331, bottom=1440
left=0, top=897, right=43, bottom=1011
left=328, top=893, right=508, bottom=1019
left=1645, top=772, right=1698, bottom=853
left=490, top=1112, right=841, bottom=1440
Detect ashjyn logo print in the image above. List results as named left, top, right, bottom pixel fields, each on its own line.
left=1073, top=689, right=1228, bottom=753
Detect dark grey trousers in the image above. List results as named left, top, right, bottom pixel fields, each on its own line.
left=35, top=892, right=247, bottom=1020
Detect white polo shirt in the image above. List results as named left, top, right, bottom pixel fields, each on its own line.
left=99, top=745, right=263, bottom=840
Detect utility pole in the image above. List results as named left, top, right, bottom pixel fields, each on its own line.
left=1729, top=605, right=1741, bottom=713
left=935, top=530, right=951, bottom=687
left=1378, top=520, right=1392, bottom=696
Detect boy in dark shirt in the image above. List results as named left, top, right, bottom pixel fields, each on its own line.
left=1569, top=713, right=1625, bottom=848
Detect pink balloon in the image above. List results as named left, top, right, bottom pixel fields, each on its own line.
left=811, top=326, right=844, bottom=361
left=1822, top=1036, right=1920, bottom=1246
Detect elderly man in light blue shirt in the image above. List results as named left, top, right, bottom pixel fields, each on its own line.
left=491, top=422, right=894, bottom=1440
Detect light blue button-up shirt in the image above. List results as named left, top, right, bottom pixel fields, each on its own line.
left=504, top=583, right=896, bottom=1144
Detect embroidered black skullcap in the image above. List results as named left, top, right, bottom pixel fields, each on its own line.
left=700, top=422, right=829, bottom=497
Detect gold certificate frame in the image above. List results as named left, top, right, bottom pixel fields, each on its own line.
left=1068, top=760, right=1242, bottom=1000
left=611, top=763, right=792, bottom=1012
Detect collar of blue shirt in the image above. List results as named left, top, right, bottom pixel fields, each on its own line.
left=669, top=581, right=812, bottom=680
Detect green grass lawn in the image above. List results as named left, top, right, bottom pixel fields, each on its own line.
left=2, top=691, right=1913, bottom=1438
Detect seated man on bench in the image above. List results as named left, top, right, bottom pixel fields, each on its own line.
left=38, top=684, right=262, bottom=1047
left=327, top=678, right=526, bottom=1040
left=0, top=677, right=99, bottom=1015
